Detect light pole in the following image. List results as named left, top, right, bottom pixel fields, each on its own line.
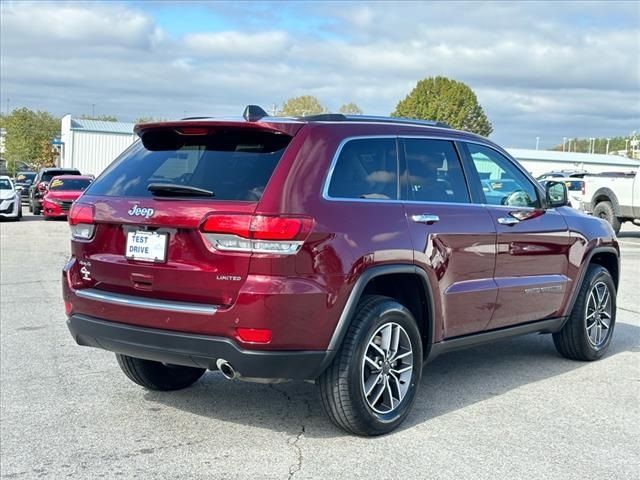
left=535, top=136, right=540, bottom=150
left=606, top=138, right=610, bottom=155
left=562, top=137, right=567, bottom=152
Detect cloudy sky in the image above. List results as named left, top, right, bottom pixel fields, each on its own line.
left=1, top=0, right=638, bottom=148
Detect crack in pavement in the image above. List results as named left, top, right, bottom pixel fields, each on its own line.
left=268, top=384, right=312, bottom=480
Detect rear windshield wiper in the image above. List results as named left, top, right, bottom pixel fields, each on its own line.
left=147, top=183, right=214, bottom=197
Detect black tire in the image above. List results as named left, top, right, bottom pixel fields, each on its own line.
left=593, top=201, right=621, bottom=234
left=553, top=265, right=616, bottom=361
left=318, top=295, right=423, bottom=436
left=116, top=354, right=206, bottom=391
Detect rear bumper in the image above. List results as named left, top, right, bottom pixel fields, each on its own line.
left=67, top=314, right=329, bottom=380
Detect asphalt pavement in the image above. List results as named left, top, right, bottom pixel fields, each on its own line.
left=1, top=213, right=639, bottom=479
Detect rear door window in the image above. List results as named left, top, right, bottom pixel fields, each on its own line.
left=401, top=138, right=470, bottom=203
left=327, top=138, right=398, bottom=200
left=86, top=128, right=292, bottom=201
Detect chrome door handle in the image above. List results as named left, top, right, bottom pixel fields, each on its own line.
left=411, top=214, right=440, bottom=225
left=497, top=216, right=520, bottom=226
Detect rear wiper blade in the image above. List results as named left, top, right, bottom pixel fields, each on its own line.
left=147, top=183, right=214, bottom=197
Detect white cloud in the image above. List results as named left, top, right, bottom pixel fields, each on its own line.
left=0, top=0, right=638, bottom=147
left=183, top=31, right=290, bottom=58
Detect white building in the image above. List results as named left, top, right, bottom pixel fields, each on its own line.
left=60, top=115, right=136, bottom=176
left=506, top=148, right=639, bottom=177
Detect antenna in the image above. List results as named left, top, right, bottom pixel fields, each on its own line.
left=243, top=105, right=269, bottom=122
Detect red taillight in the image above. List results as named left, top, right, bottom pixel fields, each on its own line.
left=250, top=215, right=312, bottom=240
left=64, top=300, right=72, bottom=316
left=68, top=204, right=95, bottom=240
left=200, top=214, right=313, bottom=254
left=68, top=203, right=94, bottom=225
left=236, top=328, right=272, bottom=344
left=202, top=214, right=252, bottom=237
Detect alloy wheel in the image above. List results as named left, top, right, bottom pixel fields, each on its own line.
left=361, top=322, right=414, bottom=414
left=585, top=281, right=612, bottom=348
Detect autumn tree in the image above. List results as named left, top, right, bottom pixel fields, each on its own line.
left=392, top=76, right=493, bottom=136
left=339, top=102, right=363, bottom=114
left=279, top=95, right=325, bottom=116
left=3, top=108, right=60, bottom=172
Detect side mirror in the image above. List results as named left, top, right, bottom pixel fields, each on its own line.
left=545, top=181, right=568, bottom=208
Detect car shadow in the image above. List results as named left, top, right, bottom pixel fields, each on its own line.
left=142, top=322, right=639, bottom=439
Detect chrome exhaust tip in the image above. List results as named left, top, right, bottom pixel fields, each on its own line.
left=216, top=359, right=237, bottom=380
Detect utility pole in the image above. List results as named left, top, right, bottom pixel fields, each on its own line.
left=606, top=138, right=610, bottom=155
left=535, top=136, right=540, bottom=150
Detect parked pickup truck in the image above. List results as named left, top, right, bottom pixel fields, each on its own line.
left=581, top=171, right=640, bottom=233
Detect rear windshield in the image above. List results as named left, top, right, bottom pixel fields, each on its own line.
left=16, top=173, right=35, bottom=183
left=86, top=128, right=292, bottom=201
left=564, top=180, right=583, bottom=191
left=0, top=179, right=12, bottom=190
left=42, top=171, right=80, bottom=183
left=49, top=178, right=92, bottom=191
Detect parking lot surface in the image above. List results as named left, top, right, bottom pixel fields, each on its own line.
left=1, top=214, right=639, bottom=479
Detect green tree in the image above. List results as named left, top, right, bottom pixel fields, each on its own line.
left=338, top=102, right=363, bottom=114
left=392, top=76, right=493, bottom=136
left=134, top=116, right=167, bottom=124
left=279, top=95, right=325, bottom=116
left=3, top=108, right=60, bottom=172
left=551, top=136, right=632, bottom=155
left=80, top=114, right=118, bottom=122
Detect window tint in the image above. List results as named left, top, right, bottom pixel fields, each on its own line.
left=467, top=144, right=540, bottom=208
left=402, top=139, right=469, bottom=203
left=86, top=129, right=291, bottom=201
left=327, top=138, right=398, bottom=200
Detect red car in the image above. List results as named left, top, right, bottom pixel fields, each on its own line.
left=63, top=106, right=619, bottom=435
left=42, top=175, right=93, bottom=219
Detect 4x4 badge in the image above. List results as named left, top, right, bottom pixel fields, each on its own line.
left=128, top=204, right=155, bottom=218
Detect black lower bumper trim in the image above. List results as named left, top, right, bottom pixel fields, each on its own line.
left=67, top=314, right=329, bottom=380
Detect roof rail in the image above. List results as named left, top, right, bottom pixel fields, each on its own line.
left=299, top=113, right=450, bottom=128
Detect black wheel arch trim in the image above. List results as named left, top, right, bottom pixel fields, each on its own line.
left=318, top=264, right=436, bottom=373
left=591, top=188, right=620, bottom=215
left=564, top=246, right=619, bottom=322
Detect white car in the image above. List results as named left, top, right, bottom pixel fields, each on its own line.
left=0, top=176, right=22, bottom=221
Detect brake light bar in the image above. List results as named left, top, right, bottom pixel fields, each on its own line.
left=201, top=214, right=313, bottom=254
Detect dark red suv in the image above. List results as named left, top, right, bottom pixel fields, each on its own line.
left=63, top=106, right=619, bottom=435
